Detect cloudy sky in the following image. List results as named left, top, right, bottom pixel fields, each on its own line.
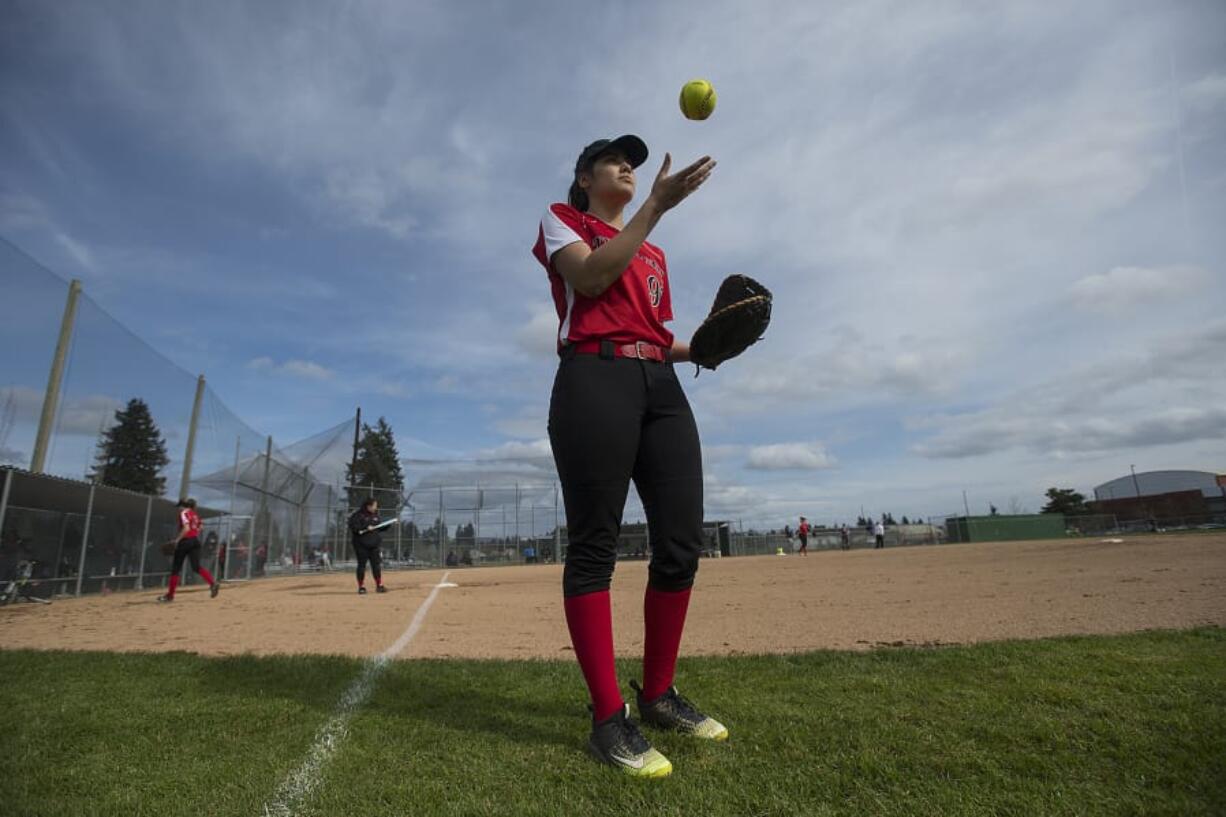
left=2, top=0, right=1224, bottom=526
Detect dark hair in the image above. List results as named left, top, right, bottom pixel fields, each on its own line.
left=177, top=497, right=197, bottom=509
left=568, top=176, right=590, bottom=212
left=362, top=497, right=377, bottom=511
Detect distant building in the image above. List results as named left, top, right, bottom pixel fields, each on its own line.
left=1092, top=470, right=1226, bottom=522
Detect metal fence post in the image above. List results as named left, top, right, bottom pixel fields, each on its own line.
left=255, top=435, right=272, bottom=576
left=396, top=495, right=403, bottom=564
left=76, top=482, right=96, bottom=596
left=178, top=375, right=206, bottom=501
left=0, top=468, right=12, bottom=542
left=31, top=280, right=81, bottom=474
left=136, top=494, right=152, bottom=590
left=223, top=436, right=240, bottom=579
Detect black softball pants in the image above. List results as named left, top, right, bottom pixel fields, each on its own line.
left=549, top=352, right=704, bottom=598
left=171, top=537, right=203, bottom=575
left=355, top=544, right=382, bottom=583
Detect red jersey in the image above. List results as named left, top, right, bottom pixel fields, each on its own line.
left=532, top=203, right=673, bottom=351
left=179, top=508, right=202, bottom=539
left=798, top=522, right=810, bottom=537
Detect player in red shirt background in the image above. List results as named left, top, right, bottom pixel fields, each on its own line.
left=797, top=516, right=810, bottom=556
left=532, top=135, right=726, bottom=777
left=158, top=498, right=220, bottom=602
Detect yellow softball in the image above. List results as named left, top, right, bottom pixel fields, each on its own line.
left=679, top=79, right=716, bottom=121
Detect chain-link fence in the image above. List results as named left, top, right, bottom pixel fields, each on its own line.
left=0, top=466, right=206, bottom=598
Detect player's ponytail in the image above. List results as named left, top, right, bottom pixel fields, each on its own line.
left=568, top=178, right=589, bottom=212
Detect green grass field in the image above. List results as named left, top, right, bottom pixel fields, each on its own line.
left=1, top=629, right=1223, bottom=817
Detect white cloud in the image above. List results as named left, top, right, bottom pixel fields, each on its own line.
left=0, top=192, right=51, bottom=232
left=911, top=321, right=1226, bottom=460
left=516, top=307, right=559, bottom=359
left=477, top=438, right=553, bottom=461
left=492, top=405, right=548, bottom=440
left=746, top=442, right=837, bottom=471
left=53, top=232, right=96, bottom=272
left=0, top=385, right=122, bottom=437
left=280, top=359, right=334, bottom=380
left=246, top=357, right=334, bottom=380
left=915, top=406, right=1226, bottom=460
left=693, top=325, right=968, bottom=418
left=1184, top=72, right=1226, bottom=113
left=1070, top=265, right=1211, bottom=313
left=375, top=380, right=411, bottom=398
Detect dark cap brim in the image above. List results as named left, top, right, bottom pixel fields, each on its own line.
left=575, top=134, right=649, bottom=171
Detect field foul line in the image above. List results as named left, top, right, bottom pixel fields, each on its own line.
left=261, top=571, right=454, bottom=817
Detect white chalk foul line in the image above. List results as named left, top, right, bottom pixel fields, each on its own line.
left=262, top=572, right=453, bottom=817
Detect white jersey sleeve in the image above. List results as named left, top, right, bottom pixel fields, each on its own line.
left=541, top=207, right=585, bottom=261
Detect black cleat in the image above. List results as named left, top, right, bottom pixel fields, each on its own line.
left=375, top=585, right=388, bottom=594
left=587, top=704, right=672, bottom=778
left=357, top=586, right=367, bottom=595
left=210, top=582, right=221, bottom=599
left=631, top=680, right=729, bottom=741
left=156, top=594, right=173, bottom=603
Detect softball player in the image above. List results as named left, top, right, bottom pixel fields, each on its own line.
left=348, top=497, right=387, bottom=594
left=158, top=498, right=220, bottom=602
left=532, top=135, right=726, bottom=778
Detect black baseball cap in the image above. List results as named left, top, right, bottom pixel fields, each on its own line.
left=574, top=134, right=649, bottom=172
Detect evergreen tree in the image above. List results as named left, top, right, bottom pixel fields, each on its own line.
left=419, top=517, right=448, bottom=545
left=1040, top=488, right=1090, bottom=516
left=90, top=398, right=170, bottom=495
left=901, top=515, right=910, bottom=525
left=346, top=416, right=405, bottom=509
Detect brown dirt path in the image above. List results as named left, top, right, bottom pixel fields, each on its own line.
left=1, top=535, right=1223, bottom=659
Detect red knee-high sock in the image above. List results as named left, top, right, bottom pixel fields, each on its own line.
left=642, top=586, right=692, bottom=700
left=197, top=567, right=215, bottom=585
left=167, top=574, right=180, bottom=598
left=564, top=590, right=623, bottom=722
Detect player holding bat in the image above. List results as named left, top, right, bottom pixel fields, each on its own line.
left=532, top=135, right=769, bottom=777
left=348, top=497, right=389, bottom=595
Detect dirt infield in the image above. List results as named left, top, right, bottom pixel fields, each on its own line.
left=2, top=535, right=1223, bottom=659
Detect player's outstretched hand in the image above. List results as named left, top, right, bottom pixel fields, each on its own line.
left=649, top=153, right=716, bottom=214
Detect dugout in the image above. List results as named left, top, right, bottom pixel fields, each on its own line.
left=944, top=513, right=1065, bottom=543
left=0, top=466, right=224, bottom=597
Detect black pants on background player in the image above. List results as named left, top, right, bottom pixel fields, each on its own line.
left=355, top=544, right=383, bottom=590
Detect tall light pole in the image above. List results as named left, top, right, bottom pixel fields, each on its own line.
left=1130, top=464, right=1150, bottom=528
